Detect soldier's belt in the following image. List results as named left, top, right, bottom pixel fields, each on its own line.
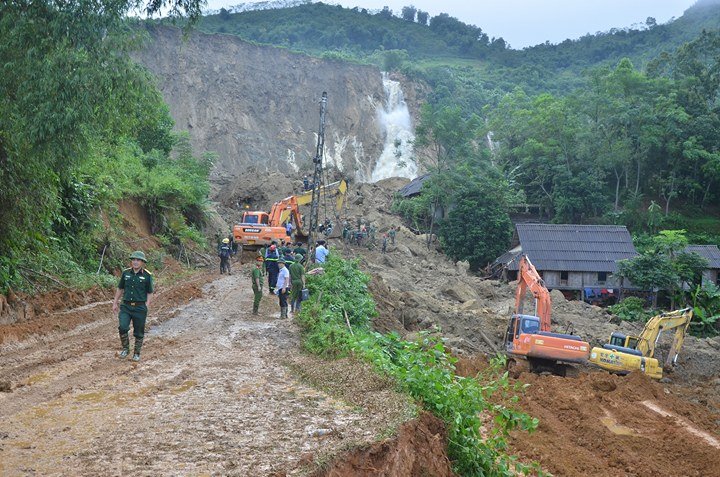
left=123, top=301, right=145, bottom=306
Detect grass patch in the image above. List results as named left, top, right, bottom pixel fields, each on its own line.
left=296, top=256, right=545, bottom=476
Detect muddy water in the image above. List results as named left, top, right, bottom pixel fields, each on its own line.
left=0, top=272, right=385, bottom=476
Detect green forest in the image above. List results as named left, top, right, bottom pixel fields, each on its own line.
left=3, top=0, right=720, bottom=309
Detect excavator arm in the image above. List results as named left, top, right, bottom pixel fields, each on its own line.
left=296, top=179, right=347, bottom=211
left=268, top=196, right=304, bottom=232
left=515, top=255, right=552, bottom=331
left=636, top=308, right=693, bottom=366
left=589, top=308, right=692, bottom=379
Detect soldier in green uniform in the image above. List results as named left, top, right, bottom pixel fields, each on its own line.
left=289, top=254, right=305, bottom=314
left=112, top=251, right=154, bottom=362
left=293, top=242, right=307, bottom=261
left=251, top=256, right=263, bottom=315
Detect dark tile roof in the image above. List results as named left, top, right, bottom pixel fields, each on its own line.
left=507, top=224, right=637, bottom=272
left=685, top=245, right=720, bottom=269
left=398, top=173, right=430, bottom=197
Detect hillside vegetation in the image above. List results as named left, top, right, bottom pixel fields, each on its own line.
left=0, top=0, right=209, bottom=293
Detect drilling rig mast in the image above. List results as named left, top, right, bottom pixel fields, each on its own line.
left=306, top=92, right=327, bottom=259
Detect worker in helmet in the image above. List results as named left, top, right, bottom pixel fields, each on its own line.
left=265, top=243, right=280, bottom=293
left=219, top=238, right=232, bottom=275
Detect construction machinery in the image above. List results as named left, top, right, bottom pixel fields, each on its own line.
left=232, top=196, right=305, bottom=248
left=232, top=179, right=347, bottom=249
left=504, top=254, right=590, bottom=376
left=588, top=308, right=692, bottom=380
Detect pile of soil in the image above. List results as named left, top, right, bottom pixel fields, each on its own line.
left=509, top=370, right=720, bottom=476
left=309, top=412, right=454, bottom=477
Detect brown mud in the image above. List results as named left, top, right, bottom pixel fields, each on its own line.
left=0, top=262, right=448, bottom=476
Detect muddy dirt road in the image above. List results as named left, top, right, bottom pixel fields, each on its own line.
left=0, top=270, right=413, bottom=476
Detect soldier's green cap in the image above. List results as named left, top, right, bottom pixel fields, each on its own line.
left=278, top=258, right=286, bottom=263
left=129, top=250, right=147, bottom=262
left=295, top=254, right=303, bottom=261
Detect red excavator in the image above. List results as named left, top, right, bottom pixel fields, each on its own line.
left=503, top=254, right=590, bottom=376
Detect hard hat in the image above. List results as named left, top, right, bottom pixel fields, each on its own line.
left=222, top=238, right=230, bottom=243
left=129, top=250, right=147, bottom=262
left=295, top=254, right=303, bottom=261
left=270, top=244, right=276, bottom=250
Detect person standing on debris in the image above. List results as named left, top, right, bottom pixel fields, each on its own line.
left=389, top=226, right=396, bottom=245
left=219, top=238, right=232, bottom=275
left=265, top=243, right=280, bottom=293
left=228, top=233, right=237, bottom=256
left=382, top=233, right=388, bottom=254
left=251, top=257, right=263, bottom=315
left=285, top=220, right=294, bottom=238
left=315, top=240, right=329, bottom=264
left=112, top=251, right=154, bottom=362
left=289, top=254, right=305, bottom=314
left=275, top=258, right=291, bottom=318
left=303, top=175, right=310, bottom=191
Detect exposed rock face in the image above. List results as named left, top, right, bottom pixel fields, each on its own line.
left=135, top=26, right=387, bottom=197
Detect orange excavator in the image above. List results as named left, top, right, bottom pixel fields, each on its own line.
left=233, top=196, right=306, bottom=248
left=503, top=254, right=590, bottom=376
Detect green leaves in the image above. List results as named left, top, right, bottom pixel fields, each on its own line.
left=297, top=257, right=541, bottom=475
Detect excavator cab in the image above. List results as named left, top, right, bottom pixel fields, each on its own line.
left=504, top=314, right=542, bottom=351
left=608, top=332, right=639, bottom=350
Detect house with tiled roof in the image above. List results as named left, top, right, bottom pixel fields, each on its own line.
left=493, top=223, right=639, bottom=300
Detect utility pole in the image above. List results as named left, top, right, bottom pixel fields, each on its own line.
left=306, top=92, right=327, bottom=266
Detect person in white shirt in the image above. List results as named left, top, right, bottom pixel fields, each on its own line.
left=315, top=240, right=329, bottom=264
left=275, top=259, right=291, bottom=318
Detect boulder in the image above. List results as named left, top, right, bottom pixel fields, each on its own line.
left=441, top=281, right=478, bottom=303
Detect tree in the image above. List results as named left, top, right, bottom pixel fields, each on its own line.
left=617, top=253, right=677, bottom=308
left=438, top=176, right=512, bottom=271
left=0, top=0, right=203, bottom=271
left=401, top=5, right=416, bottom=22
left=416, top=10, right=428, bottom=25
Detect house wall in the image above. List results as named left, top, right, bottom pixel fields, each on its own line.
left=540, top=270, right=622, bottom=290
left=702, top=269, right=719, bottom=287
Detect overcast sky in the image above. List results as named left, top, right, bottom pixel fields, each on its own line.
left=203, top=0, right=698, bottom=49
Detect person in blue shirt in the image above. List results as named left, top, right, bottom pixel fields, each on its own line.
left=315, top=240, right=329, bottom=264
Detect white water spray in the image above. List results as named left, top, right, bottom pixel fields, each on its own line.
left=370, top=73, right=418, bottom=182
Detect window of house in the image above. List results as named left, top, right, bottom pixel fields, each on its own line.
left=560, top=271, right=568, bottom=284
left=598, top=271, right=608, bottom=283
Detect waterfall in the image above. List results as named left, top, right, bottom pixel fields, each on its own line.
left=370, top=73, right=418, bottom=182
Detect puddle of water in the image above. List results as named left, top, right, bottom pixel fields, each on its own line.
left=171, top=380, right=197, bottom=394
left=599, top=416, right=636, bottom=436
left=75, top=391, right=108, bottom=403
left=25, top=372, right=50, bottom=385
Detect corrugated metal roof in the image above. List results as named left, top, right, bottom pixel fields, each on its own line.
left=685, top=245, right=720, bottom=269
left=507, top=224, right=638, bottom=272
left=398, top=173, right=430, bottom=197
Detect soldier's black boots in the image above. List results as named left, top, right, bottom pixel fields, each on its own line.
left=119, top=333, right=130, bottom=359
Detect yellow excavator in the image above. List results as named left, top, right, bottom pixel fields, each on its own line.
left=588, top=308, right=693, bottom=380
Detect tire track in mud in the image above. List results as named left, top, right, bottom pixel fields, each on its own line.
left=0, top=271, right=401, bottom=476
